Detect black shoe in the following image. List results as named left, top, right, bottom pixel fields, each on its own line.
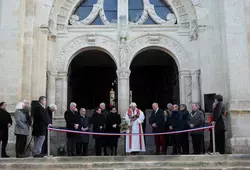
left=1, top=155, right=9, bottom=158
left=33, top=154, right=44, bottom=158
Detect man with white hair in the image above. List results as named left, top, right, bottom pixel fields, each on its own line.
left=64, top=102, right=81, bottom=156
left=125, top=102, right=146, bottom=154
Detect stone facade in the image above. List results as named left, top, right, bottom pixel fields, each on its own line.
left=0, top=0, right=250, bottom=153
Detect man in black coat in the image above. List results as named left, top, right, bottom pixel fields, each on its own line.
left=149, top=103, right=165, bottom=155
left=169, top=104, right=183, bottom=154
left=0, top=102, right=12, bottom=158
left=211, top=95, right=226, bottom=154
left=99, top=102, right=109, bottom=156
left=64, top=102, right=81, bottom=156
left=32, top=96, right=50, bottom=158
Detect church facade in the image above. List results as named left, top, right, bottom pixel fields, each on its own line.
left=0, top=0, right=250, bottom=153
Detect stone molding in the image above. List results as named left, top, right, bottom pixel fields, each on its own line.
left=57, top=34, right=118, bottom=72
left=122, top=34, right=188, bottom=69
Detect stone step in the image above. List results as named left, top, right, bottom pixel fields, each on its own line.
left=1, top=160, right=250, bottom=169
left=0, top=154, right=250, bottom=163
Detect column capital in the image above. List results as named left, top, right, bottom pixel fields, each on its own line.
left=39, top=25, right=49, bottom=35
left=117, top=69, right=131, bottom=79
left=48, top=33, right=57, bottom=41
left=47, top=70, right=57, bottom=77
left=191, top=69, right=201, bottom=76
left=57, top=72, right=68, bottom=79
left=179, top=70, right=191, bottom=78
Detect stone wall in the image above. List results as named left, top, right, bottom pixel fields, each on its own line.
left=0, top=0, right=25, bottom=111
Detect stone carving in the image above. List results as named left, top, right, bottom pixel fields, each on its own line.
left=58, top=35, right=118, bottom=72
left=124, top=34, right=188, bottom=66
left=117, top=69, right=131, bottom=79
left=189, top=19, right=198, bottom=41
left=166, top=13, right=177, bottom=24
left=119, top=15, right=129, bottom=69
left=69, top=0, right=113, bottom=25
left=87, top=34, right=96, bottom=44
left=69, top=15, right=80, bottom=25
left=191, top=0, right=202, bottom=6
left=191, top=69, right=200, bottom=77
left=131, top=0, right=177, bottom=25
left=53, top=0, right=197, bottom=33
left=149, top=35, right=161, bottom=44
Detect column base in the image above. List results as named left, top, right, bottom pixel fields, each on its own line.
left=230, top=137, right=250, bottom=153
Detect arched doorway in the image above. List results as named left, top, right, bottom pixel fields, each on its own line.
left=130, top=49, right=179, bottom=111
left=68, top=50, right=117, bottom=109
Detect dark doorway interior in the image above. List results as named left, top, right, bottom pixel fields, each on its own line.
left=68, top=50, right=117, bottom=109
left=130, top=49, right=179, bottom=111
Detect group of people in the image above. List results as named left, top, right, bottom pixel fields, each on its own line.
left=0, top=94, right=226, bottom=158
left=0, top=96, right=56, bottom=158
left=125, top=94, right=227, bottom=155
left=65, top=102, right=121, bottom=156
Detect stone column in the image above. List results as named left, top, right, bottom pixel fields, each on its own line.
left=179, top=70, right=192, bottom=111
left=191, top=69, right=201, bottom=103
left=55, top=72, right=68, bottom=118
left=117, top=69, right=130, bottom=118
left=46, top=34, right=57, bottom=105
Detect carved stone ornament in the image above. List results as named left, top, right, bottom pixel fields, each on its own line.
left=124, top=34, right=188, bottom=65
left=149, top=35, right=161, bottom=44
left=58, top=35, right=118, bottom=72
left=189, top=19, right=199, bottom=41
left=117, top=69, right=131, bottom=79
left=87, top=34, right=96, bottom=44
left=191, top=0, right=201, bottom=6
left=130, top=0, right=177, bottom=25
left=69, top=0, right=115, bottom=25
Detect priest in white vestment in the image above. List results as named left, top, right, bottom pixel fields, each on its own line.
left=125, top=102, right=146, bottom=154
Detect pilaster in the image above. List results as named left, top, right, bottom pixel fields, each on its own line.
left=117, top=68, right=130, bottom=118
left=55, top=72, right=68, bottom=117
left=191, top=69, right=201, bottom=103
left=22, top=0, right=35, bottom=101
left=179, top=70, right=192, bottom=111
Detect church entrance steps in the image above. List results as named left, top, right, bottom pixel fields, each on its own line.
left=0, top=155, right=250, bottom=170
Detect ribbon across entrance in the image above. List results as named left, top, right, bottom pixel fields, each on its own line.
left=48, top=126, right=214, bottom=136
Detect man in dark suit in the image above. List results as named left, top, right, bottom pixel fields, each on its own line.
left=211, top=95, right=226, bottom=154
left=149, top=103, right=165, bottom=155
left=32, top=96, right=51, bottom=158
left=64, top=102, right=81, bottom=156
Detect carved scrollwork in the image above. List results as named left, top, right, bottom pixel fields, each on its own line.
left=189, top=19, right=199, bottom=41
left=130, top=0, right=177, bottom=25
left=69, top=0, right=114, bottom=25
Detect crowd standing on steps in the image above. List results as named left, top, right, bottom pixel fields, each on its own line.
left=0, top=94, right=227, bottom=158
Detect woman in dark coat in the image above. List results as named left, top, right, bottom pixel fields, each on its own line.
left=179, top=104, right=190, bottom=154
left=0, top=102, right=12, bottom=158
left=163, top=109, right=172, bottom=154
left=106, top=107, right=121, bottom=156
left=91, top=107, right=106, bottom=156
left=76, top=108, right=90, bottom=156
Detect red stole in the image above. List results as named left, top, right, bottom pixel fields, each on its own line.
left=127, top=109, right=142, bottom=150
